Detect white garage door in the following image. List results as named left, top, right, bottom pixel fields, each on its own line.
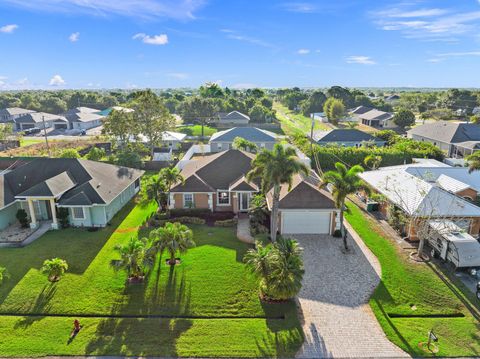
left=282, top=211, right=331, bottom=234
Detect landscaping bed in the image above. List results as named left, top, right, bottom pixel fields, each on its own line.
left=0, top=199, right=302, bottom=357
left=345, top=202, right=480, bottom=357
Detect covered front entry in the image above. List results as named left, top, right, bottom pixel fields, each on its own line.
left=238, top=192, right=251, bottom=212
left=24, top=198, right=59, bottom=230
left=281, top=210, right=332, bottom=234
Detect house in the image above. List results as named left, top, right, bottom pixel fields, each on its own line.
left=385, top=94, right=400, bottom=103
left=217, top=111, right=250, bottom=126
left=359, top=163, right=480, bottom=239
left=313, top=129, right=386, bottom=147
left=169, top=149, right=339, bottom=234
left=266, top=171, right=339, bottom=235
left=209, top=127, right=277, bottom=152
left=0, top=107, right=36, bottom=123
left=351, top=106, right=395, bottom=128
left=0, top=158, right=143, bottom=231
left=14, top=112, right=69, bottom=131
left=63, top=107, right=105, bottom=130
left=153, top=147, right=173, bottom=161
left=160, top=131, right=187, bottom=149
left=407, top=121, right=480, bottom=158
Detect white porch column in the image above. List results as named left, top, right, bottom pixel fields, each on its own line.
left=169, top=193, right=175, bottom=209
left=208, top=193, right=213, bottom=212
left=50, top=199, right=59, bottom=230
left=27, top=199, right=37, bottom=229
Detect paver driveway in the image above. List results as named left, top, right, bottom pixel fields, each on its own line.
left=295, top=222, right=408, bottom=358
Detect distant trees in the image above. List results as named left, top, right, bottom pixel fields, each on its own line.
left=178, top=96, right=217, bottom=137
left=301, top=90, right=327, bottom=116
left=327, top=86, right=354, bottom=108
left=323, top=98, right=346, bottom=125
left=393, top=109, right=416, bottom=128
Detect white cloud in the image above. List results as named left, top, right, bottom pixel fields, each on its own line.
left=133, top=33, right=168, bottom=45
left=49, top=74, right=66, bottom=86
left=346, top=56, right=376, bottom=65
left=167, top=72, right=189, bottom=80
left=225, top=33, right=277, bottom=49
left=0, top=24, right=18, bottom=33
left=69, top=32, right=80, bottom=42
left=437, top=51, right=480, bottom=57
left=297, top=48, right=310, bottom=55
left=1, top=0, right=206, bottom=20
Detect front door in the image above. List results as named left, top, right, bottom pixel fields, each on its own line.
left=239, top=193, right=250, bottom=212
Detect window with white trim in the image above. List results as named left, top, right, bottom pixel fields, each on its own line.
left=260, top=143, right=266, bottom=148
left=183, top=193, right=194, bottom=208
left=217, top=191, right=230, bottom=205
left=72, top=207, right=85, bottom=220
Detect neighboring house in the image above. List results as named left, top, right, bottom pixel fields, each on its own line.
left=170, top=149, right=338, bottom=234
left=209, top=127, right=277, bottom=152
left=217, top=111, right=250, bottom=126
left=351, top=106, right=395, bottom=128
left=266, top=171, right=339, bottom=235
left=360, top=162, right=480, bottom=239
left=385, top=94, right=400, bottom=102
left=0, top=158, right=143, bottom=231
left=14, top=112, right=69, bottom=131
left=161, top=131, right=187, bottom=149
left=0, top=107, right=36, bottom=123
left=407, top=121, right=480, bottom=158
left=313, top=129, right=386, bottom=147
left=63, top=107, right=105, bottom=130
left=153, top=147, right=173, bottom=161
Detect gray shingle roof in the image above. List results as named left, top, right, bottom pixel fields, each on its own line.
left=210, top=127, right=277, bottom=143
left=0, top=108, right=35, bottom=116
left=314, top=129, right=383, bottom=143
left=15, top=112, right=67, bottom=124
left=0, top=158, right=143, bottom=208
left=408, top=121, right=480, bottom=144
left=218, top=111, right=250, bottom=122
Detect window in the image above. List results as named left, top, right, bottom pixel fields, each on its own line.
left=217, top=191, right=230, bottom=205
left=260, top=143, right=266, bottom=148
left=218, top=143, right=223, bottom=151
left=72, top=207, right=85, bottom=220
left=183, top=193, right=194, bottom=208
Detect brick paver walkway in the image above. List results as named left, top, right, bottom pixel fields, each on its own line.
left=294, top=222, right=408, bottom=358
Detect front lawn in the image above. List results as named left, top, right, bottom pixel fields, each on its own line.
left=178, top=125, right=217, bottom=137
left=0, top=200, right=302, bottom=357
left=346, top=203, right=480, bottom=357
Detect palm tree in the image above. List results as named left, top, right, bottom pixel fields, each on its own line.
left=110, top=237, right=154, bottom=281
left=0, top=267, right=9, bottom=286
left=322, top=162, right=366, bottom=251
left=151, top=222, right=195, bottom=265
left=467, top=152, right=480, bottom=173
left=233, top=137, right=258, bottom=153
left=364, top=155, right=382, bottom=170
left=41, top=258, right=68, bottom=282
left=145, top=176, right=168, bottom=211
left=159, top=167, right=184, bottom=215
left=247, top=144, right=309, bottom=242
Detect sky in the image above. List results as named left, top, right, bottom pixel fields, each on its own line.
left=1, top=0, right=480, bottom=89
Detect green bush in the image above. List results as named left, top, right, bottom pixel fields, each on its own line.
left=16, top=209, right=29, bottom=228
left=59, top=149, right=80, bottom=158
left=57, top=208, right=70, bottom=228
left=172, top=216, right=206, bottom=225
left=214, top=218, right=238, bottom=227
left=170, top=208, right=211, bottom=218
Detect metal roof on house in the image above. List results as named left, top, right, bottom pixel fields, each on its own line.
left=408, top=121, right=480, bottom=144
left=209, top=127, right=277, bottom=143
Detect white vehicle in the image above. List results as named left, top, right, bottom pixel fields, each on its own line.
left=428, top=220, right=480, bottom=269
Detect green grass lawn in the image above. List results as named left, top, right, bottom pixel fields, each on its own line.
left=20, top=138, right=47, bottom=147
left=0, top=199, right=302, bottom=357
left=273, top=102, right=330, bottom=136
left=178, top=125, right=217, bottom=137
left=346, top=202, right=480, bottom=357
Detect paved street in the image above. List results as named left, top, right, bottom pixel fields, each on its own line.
left=294, top=223, right=408, bottom=358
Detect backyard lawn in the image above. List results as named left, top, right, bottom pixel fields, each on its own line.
left=178, top=125, right=217, bottom=137
left=346, top=202, right=480, bottom=357
left=0, top=199, right=302, bottom=357
left=273, top=102, right=330, bottom=136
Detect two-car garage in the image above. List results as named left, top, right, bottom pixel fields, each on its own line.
left=281, top=210, right=334, bottom=235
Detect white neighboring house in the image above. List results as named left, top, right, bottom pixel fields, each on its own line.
left=161, top=131, right=187, bottom=149
left=63, top=107, right=105, bottom=130
left=14, top=112, right=68, bottom=131
left=153, top=147, right=173, bottom=161
left=0, top=107, right=36, bottom=123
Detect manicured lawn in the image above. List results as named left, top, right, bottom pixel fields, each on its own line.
left=273, top=102, right=330, bottom=136
left=0, top=199, right=302, bottom=357
left=20, top=138, right=45, bottom=147
left=178, top=125, right=217, bottom=137
left=345, top=202, right=480, bottom=357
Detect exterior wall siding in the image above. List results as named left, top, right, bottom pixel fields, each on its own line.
left=0, top=202, right=20, bottom=230
left=210, top=141, right=275, bottom=153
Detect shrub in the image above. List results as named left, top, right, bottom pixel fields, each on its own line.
left=57, top=207, right=70, bottom=228
left=170, top=208, right=211, bottom=218
left=172, top=216, right=206, bottom=225
left=85, top=146, right=106, bottom=161
left=16, top=209, right=29, bottom=228
left=333, top=229, right=342, bottom=238
left=59, top=149, right=80, bottom=158
left=214, top=218, right=238, bottom=227
left=41, top=258, right=68, bottom=282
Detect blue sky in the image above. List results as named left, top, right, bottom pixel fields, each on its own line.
left=1, top=0, right=480, bottom=89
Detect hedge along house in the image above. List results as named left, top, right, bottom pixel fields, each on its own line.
left=169, top=150, right=258, bottom=213
left=0, top=158, right=144, bottom=230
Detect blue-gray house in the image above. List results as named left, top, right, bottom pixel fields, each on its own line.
left=0, top=158, right=144, bottom=230
left=313, top=129, right=386, bottom=148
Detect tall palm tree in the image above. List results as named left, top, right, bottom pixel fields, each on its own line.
left=466, top=151, right=480, bottom=173
left=322, top=162, right=366, bottom=251
left=110, top=237, right=154, bottom=281
left=159, top=167, right=184, bottom=215
left=151, top=222, right=195, bottom=265
left=41, top=258, right=69, bottom=282
left=145, top=176, right=168, bottom=210
left=247, top=144, right=308, bottom=242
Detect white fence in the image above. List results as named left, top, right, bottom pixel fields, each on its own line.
left=176, top=144, right=211, bottom=170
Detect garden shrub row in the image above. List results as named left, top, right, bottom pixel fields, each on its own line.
left=214, top=218, right=238, bottom=227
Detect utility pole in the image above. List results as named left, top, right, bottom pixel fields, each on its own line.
left=310, top=113, right=315, bottom=153
left=42, top=116, right=51, bottom=157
